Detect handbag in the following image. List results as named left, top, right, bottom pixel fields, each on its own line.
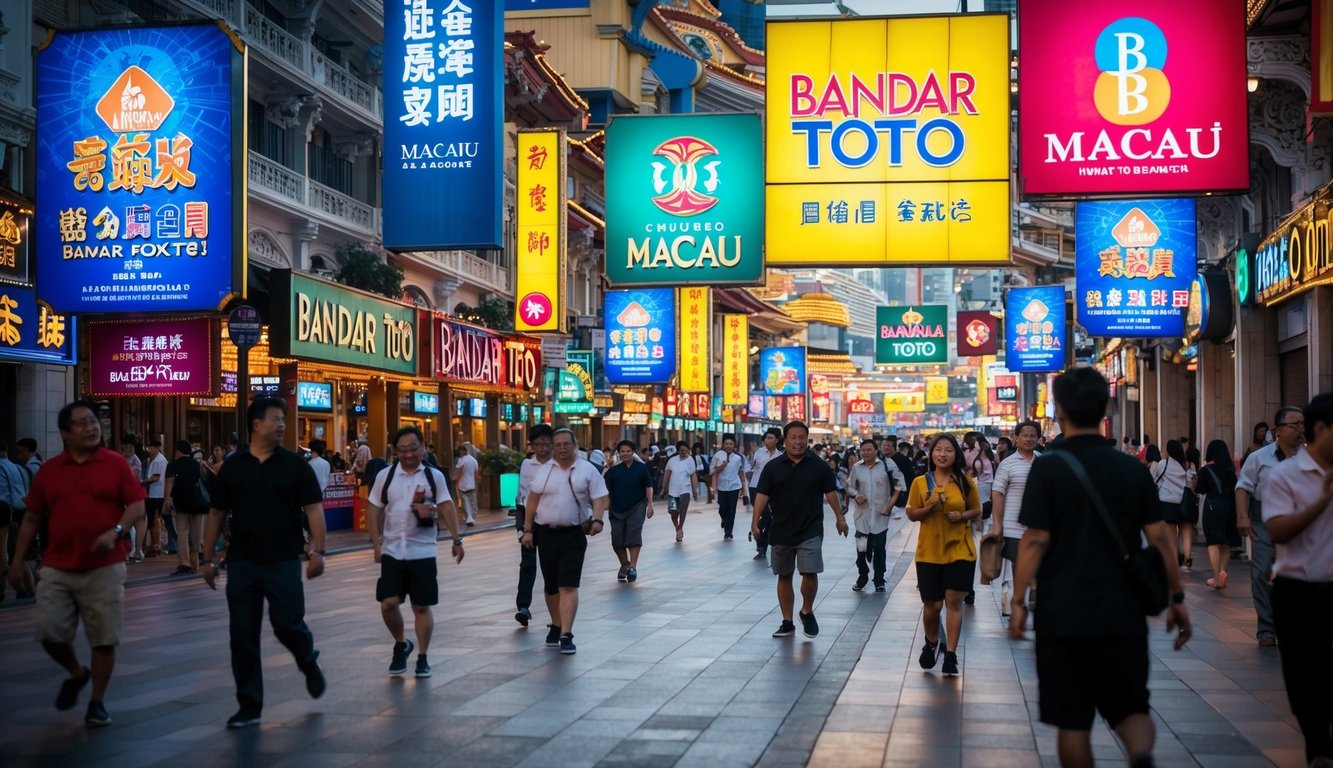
left=978, top=535, right=1002, bottom=584
left=1050, top=451, right=1169, bottom=616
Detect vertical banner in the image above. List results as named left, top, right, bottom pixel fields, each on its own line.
left=677, top=286, right=710, bottom=392
left=383, top=0, right=503, bottom=249
left=0, top=197, right=32, bottom=287
left=514, top=129, right=566, bottom=332
left=554, top=349, right=594, bottom=413
left=809, top=373, right=831, bottom=423
left=722, top=314, right=749, bottom=405
left=956, top=310, right=999, bottom=356
left=1005, top=285, right=1067, bottom=373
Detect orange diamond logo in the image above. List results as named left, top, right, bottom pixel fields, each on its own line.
left=1111, top=208, right=1161, bottom=249
left=95, top=66, right=175, bottom=133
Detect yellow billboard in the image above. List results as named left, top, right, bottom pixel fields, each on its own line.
left=765, top=15, right=1010, bottom=265
left=514, top=129, right=566, bottom=332
left=925, top=376, right=949, bottom=404
left=678, top=286, right=710, bottom=392
left=722, top=314, right=748, bottom=405
left=883, top=386, right=926, bottom=413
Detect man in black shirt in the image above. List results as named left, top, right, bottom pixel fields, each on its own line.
left=201, top=398, right=327, bottom=729
left=752, top=421, right=848, bottom=640
left=604, top=440, right=654, bottom=583
left=1011, top=368, right=1191, bottom=768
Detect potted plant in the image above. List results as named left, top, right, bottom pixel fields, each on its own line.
left=477, top=447, right=524, bottom=509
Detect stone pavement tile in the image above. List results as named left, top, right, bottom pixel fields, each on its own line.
left=271, top=753, right=368, bottom=768
left=675, top=740, right=768, bottom=767
left=1260, top=747, right=1306, bottom=767
left=695, top=715, right=785, bottom=744
left=826, top=702, right=896, bottom=732
left=806, top=730, right=888, bottom=767
left=347, top=753, right=449, bottom=768
left=513, top=733, right=622, bottom=768
left=1194, top=755, right=1279, bottom=768
left=434, top=735, right=546, bottom=767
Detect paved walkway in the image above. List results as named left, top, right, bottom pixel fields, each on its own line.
left=0, top=500, right=1306, bottom=767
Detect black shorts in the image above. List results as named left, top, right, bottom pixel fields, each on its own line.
left=145, top=498, right=164, bottom=526
left=1160, top=500, right=1192, bottom=525
left=375, top=555, right=439, bottom=606
left=1001, top=536, right=1021, bottom=564
left=535, top=524, right=587, bottom=594
left=915, top=560, right=976, bottom=602
left=1036, top=634, right=1149, bottom=730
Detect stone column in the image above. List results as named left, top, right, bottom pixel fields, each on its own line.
left=1138, top=349, right=1159, bottom=447
left=1308, top=286, right=1333, bottom=397
left=368, top=377, right=387, bottom=462
left=1196, top=340, right=1237, bottom=449
left=386, top=381, right=401, bottom=446
left=1233, top=304, right=1282, bottom=450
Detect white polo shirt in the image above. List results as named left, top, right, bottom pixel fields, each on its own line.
left=664, top=454, right=695, bottom=497
left=1238, top=442, right=1302, bottom=503
left=454, top=453, right=479, bottom=492
left=711, top=450, right=746, bottom=492
left=992, top=451, right=1036, bottom=539
left=518, top=455, right=550, bottom=509
left=749, top=446, right=782, bottom=490
left=369, top=462, right=452, bottom=561
left=1261, top=450, right=1333, bottom=583
left=532, top=459, right=609, bottom=527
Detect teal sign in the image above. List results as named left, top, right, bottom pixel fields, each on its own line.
left=605, top=113, right=764, bottom=286
left=554, top=349, right=595, bottom=414
left=875, top=305, right=948, bottom=365
left=270, top=270, right=418, bottom=375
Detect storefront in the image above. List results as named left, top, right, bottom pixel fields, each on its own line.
left=431, top=314, right=542, bottom=454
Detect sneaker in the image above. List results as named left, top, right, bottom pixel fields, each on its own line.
left=55, top=667, right=90, bottom=711
left=617, top=564, right=629, bottom=582
left=875, top=583, right=886, bottom=592
left=964, top=590, right=976, bottom=606
left=942, top=651, right=960, bottom=677
left=545, top=624, right=561, bottom=647
left=303, top=655, right=326, bottom=698
left=852, top=575, right=869, bottom=592
left=799, top=611, right=819, bottom=638
left=919, top=638, right=941, bottom=669
left=559, top=633, right=576, bottom=655
left=627, top=567, right=637, bottom=583
left=389, top=639, right=415, bottom=676
left=414, top=656, right=431, bottom=678
left=724, top=534, right=734, bottom=540
left=515, top=608, right=531, bottom=627
left=1184, top=556, right=1193, bottom=571
left=753, top=551, right=766, bottom=560
left=84, top=699, right=111, bottom=728
left=226, top=709, right=262, bottom=729
left=772, top=620, right=796, bottom=638
left=171, top=565, right=193, bottom=576
left=675, top=528, right=683, bottom=542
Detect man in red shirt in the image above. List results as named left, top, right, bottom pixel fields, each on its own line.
left=8, top=400, right=146, bottom=728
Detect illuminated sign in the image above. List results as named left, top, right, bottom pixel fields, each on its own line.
left=514, top=129, right=566, bottom=332
left=876, top=305, right=948, bottom=365
left=722, top=314, right=749, bottom=406
left=748, top=392, right=765, bottom=418
left=678, top=286, right=711, bottom=392
left=765, top=15, right=1011, bottom=266
left=87, top=316, right=216, bottom=396
left=604, top=289, right=676, bottom=384
left=1076, top=199, right=1196, bottom=337
left=36, top=24, right=245, bottom=313
left=434, top=315, right=542, bottom=393
left=297, top=381, right=333, bottom=411
left=925, top=376, right=949, bottom=404
left=761, top=347, right=806, bottom=395
left=1005, top=285, right=1067, bottom=373
left=270, top=271, right=418, bottom=375
left=956, top=310, right=998, bottom=356
left=0, top=198, right=31, bottom=287
left=554, top=349, right=595, bottom=413
left=1018, top=0, right=1249, bottom=196
left=413, top=391, right=440, bottom=414
left=605, top=114, right=763, bottom=286
left=810, top=373, right=832, bottom=422
left=1252, top=189, right=1333, bottom=307
left=848, top=398, right=875, bottom=414
left=383, top=0, right=502, bottom=249
left=0, top=285, right=76, bottom=365
left=1185, top=272, right=1234, bottom=343
left=883, top=386, right=926, bottom=413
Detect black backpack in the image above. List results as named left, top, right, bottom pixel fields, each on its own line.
left=379, top=461, right=438, bottom=506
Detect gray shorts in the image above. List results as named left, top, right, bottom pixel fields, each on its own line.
left=771, top=536, right=824, bottom=576
left=610, top=502, right=647, bottom=548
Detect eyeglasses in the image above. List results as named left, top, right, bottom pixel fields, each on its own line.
left=67, top=417, right=99, bottom=429
left=1278, top=421, right=1304, bottom=430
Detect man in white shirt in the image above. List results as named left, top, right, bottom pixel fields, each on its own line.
left=143, top=440, right=169, bottom=557
left=990, top=420, right=1040, bottom=615
left=367, top=426, right=462, bottom=680
left=749, top=428, right=783, bottom=559
left=1260, top=393, right=1333, bottom=764
left=453, top=446, right=480, bottom=526
left=520, top=427, right=609, bottom=655
left=513, top=425, right=553, bottom=627
left=711, top=436, right=748, bottom=541
left=846, top=439, right=901, bottom=591
left=308, top=440, right=331, bottom=494
left=1236, top=405, right=1306, bottom=647
left=661, top=442, right=696, bottom=542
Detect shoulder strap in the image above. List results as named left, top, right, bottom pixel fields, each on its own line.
left=1048, top=451, right=1133, bottom=562
left=1153, top=460, right=1168, bottom=486
left=925, top=471, right=936, bottom=493
left=380, top=461, right=398, bottom=506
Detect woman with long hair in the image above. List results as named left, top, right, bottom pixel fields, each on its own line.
left=1151, top=440, right=1193, bottom=568
left=1195, top=440, right=1238, bottom=588
left=906, top=433, right=981, bottom=678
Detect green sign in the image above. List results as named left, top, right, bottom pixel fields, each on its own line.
left=1235, top=247, right=1253, bottom=307
left=270, top=270, right=418, bottom=375
left=876, top=305, right=948, bottom=365
left=605, top=113, right=764, bottom=287
left=554, top=349, right=595, bottom=414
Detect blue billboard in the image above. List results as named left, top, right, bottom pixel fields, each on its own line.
left=35, top=24, right=245, bottom=314
left=0, top=284, right=76, bottom=365
left=383, top=0, right=503, bottom=250
left=1075, top=199, right=1197, bottom=337
left=297, top=381, right=333, bottom=411
left=604, top=289, right=676, bottom=384
left=1005, top=286, right=1066, bottom=373
left=761, top=347, right=806, bottom=395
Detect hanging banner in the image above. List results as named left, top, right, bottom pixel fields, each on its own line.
left=0, top=197, right=32, bottom=287
left=766, top=14, right=1011, bottom=266
left=810, top=373, right=832, bottom=423
left=722, top=314, right=749, bottom=406
left=761, top=346, right=806, bottom=395
left=554, top=349, right=594, bottom=413
left=0, top=284, right=76, bottom=365
left=925, top=376, right=950, bottom=404
left=876, top=305, right=948, bottom=365
left=383, top=0, right=503, bottom=249
left=956, top=310, right=999, bottom=356
left=1075, top=198, right=1197, bottom=337
left=677, top=286, right=710, bottom=392
left=514, top=129, right=567, bottom=332
left=604, top=289, right=676, bottom=384
left=1018, top=0, right=1249, bottom=196
left=605, top=114, right=764, bottom=286
left=1005, top=285, right=1067, bottom=373
left=87, top=316, right=217, bottom=397
left=35, top=23, right=246, bottom=313
left=783, top=394, right=807, bottom=423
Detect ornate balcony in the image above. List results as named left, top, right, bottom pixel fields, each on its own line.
left=249, top=151, right=378, bottom=238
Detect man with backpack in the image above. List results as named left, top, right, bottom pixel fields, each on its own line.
left=366, top=426, right=463, bottom=679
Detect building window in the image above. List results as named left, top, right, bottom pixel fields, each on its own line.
left=248, top=100, right=292, bottom=167
left=308, top=128, right=353, bottom=195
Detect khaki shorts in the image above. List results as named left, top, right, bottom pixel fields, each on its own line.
left=35, top=562, right=126, bottom=647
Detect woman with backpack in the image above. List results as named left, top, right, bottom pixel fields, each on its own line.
left=1194, top=440, right=1238, bottom=589
left=1150, top=440, right=1193, bottom=569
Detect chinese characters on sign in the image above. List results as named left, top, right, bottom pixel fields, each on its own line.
left=554, top=350, right=594, bottom=413
left=677, top=287, right=711, bottom=392
left=36, top=25, right=243, bottom=313
left=87, top=317, right=216, bottom=396
left=760, top=347, right=806, bottom=395
left=0, top=200, right=32, bottom=286
left=722, top=314, right=749, bottom=405
left=0, top=285, right=76, bottom=365
left=514, top=130, right=565, bottom=332
left=1005, top=285, right=1067, bottom=373
left=604, top=289, right=676, bottom=384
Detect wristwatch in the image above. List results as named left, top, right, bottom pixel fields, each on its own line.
left=452, top=537, right=464, bottom=546
left=1171, top=592, right=1186, bottom=605
left=112, top=524, right=130, bottom=540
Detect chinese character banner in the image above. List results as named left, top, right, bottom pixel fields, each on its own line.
left=514, top=129, right=566, bottom=332
left=0, top=199, right=31, bottom=286
left=1005, top=285, right=1067, bottom=373
left=35, top=24, right=245, bottom=313
left=87, top=316, right=216, bottom=396
left=0, top=284, right=76, bottom=365
left=722, top=314, right=749, bottom=405
left=383, top=0, right=503, bottom=249
left=677, top=286, right=710, bottom=392
left=604, top=289, right=677, bottom=384
left=761, top=347, right=806, bottom=395
left=1075, top=198, right=1197, bottom=337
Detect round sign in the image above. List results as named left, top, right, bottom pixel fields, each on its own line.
left=518, top=292, right=553, bottom=327
left=227, top=305, right=262, bottom=350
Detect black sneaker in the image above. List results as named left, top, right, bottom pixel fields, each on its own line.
left=799, top=611, right=819, bottom=638
left=875, top=583, right=886, bottom=592
left=559, top=633, right=576, bottom=655
left=919, top=638, right=941, bottom=669
left=964, top=590, right=976, bottom=606
left=515, top=608, right=531, bottom=627
left=545, top=624, right=561, bottom=647
left=84, top=699, right=111, bottom=728
left=753, top=551, right=766, bottom=560
left=852, top=575, right=869, bottom=592
left=389, top=639, right=415, bottom=676
left=55, top=666, right=90, bottom=711
left=414, top=656, right=431, bottom=678
left=772, top=620, right=796, bottom=638
left=627, top=567, right=637, bottom=583
left=617, top=564, right=629, bottom=582
left=303, top=655, right=326, bottom=698
left=942, top=651, right=960, bottom=677
left=226, top=709, right=262, bottom=729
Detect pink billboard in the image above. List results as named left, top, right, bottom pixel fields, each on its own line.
left=1018, top=0, right=1249, bottom=196
left=88, top=317, right=217, bottom=397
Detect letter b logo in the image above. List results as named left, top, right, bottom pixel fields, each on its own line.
left=1092, top=17, right=1170, bottom=126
